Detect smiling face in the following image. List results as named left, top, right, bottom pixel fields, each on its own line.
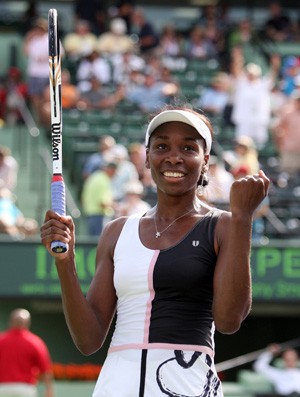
left=145, top=121, right=209, bottom=197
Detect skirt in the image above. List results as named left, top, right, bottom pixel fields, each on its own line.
left=93, top=348, right=223, bottom=397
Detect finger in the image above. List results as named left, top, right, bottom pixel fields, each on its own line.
left=44, top=209, right=62, bottom=222
left=41, top=225, right=71, bottom=249
left=258, top=170, right=271, bottom=195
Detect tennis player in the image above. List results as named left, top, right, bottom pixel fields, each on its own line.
left=41, top=105, right=270, bottom=396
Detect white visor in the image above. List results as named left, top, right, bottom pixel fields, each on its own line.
left=145, top=110, right=212, bottom=154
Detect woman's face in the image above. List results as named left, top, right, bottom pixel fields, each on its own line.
left=145, top=121, right=209, bottom=196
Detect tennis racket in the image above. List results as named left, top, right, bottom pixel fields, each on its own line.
left=48, top=8, right=68, bottom=253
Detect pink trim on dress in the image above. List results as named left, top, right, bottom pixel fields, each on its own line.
left=143, top=250, right=159, bottom=344
left=108, top=343, right=214, bottom=357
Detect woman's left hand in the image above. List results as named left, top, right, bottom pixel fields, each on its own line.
left=229, top=170, right=270, bottom=218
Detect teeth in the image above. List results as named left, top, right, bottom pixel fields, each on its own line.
left=163, top=171, right=184, bottom=177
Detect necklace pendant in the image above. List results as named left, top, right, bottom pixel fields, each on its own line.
left=155, top=232, right=161, bottom=238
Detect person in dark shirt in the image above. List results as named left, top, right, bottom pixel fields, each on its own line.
left=131, top=7, right=159, bottom=54
left=263, top=1, right=293, bottom=42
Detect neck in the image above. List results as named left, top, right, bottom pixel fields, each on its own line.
left=154, top=198, right=201, bottom=218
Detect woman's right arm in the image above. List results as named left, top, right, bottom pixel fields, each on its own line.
left=40, top=210, right=121, bottom=355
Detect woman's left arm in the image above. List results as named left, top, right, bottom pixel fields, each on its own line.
left=212, top=170, right=270, bottom=334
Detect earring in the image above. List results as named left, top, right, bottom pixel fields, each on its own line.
left=197, top=184, right=204, bottom=196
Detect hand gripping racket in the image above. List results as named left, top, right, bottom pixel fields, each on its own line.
left=48, top=9, right=68, bottom=253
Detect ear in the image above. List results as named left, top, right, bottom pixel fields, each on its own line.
left=202, top=154, right=210, bottom=173
left=145, top=149, right=150, bottom=169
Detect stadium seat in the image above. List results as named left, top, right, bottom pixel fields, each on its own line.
left=237, top=369, right=274, bottom=395
left=222, top=381, right=254, bottom=397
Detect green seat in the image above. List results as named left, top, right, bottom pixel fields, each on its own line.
left=222, top=381, right=254, bottom=397
left=237, top=369, right=274, bottom=395
left=269, top=42, right=300, bottom=57
left=85, top=110, right=114, bottom=125
left=63, top=109, right=86, bottom=125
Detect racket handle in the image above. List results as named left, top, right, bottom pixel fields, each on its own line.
left=51, top=177, right=68, bottom=253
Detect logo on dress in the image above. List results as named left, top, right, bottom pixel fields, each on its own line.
left=156, top=350, right=220, bottom=396
left=192, top=241, right=199, bottom=247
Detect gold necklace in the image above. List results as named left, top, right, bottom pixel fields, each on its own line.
left=154, top=208, right=195, bottom=238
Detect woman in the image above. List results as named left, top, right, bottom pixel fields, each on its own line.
left=40, top=105, right=270, bottom=396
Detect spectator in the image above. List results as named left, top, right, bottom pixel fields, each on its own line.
left=140, top=167, right=157, bottom=207
left=113, top=0, right=135, bottom=34
left=97, top=17, right=135, bottom=55
left=227, top=19, right=257, bottom=51
left=128, top=142, right=147, bottom=180
left=125, top=70, right=178, bottom=113
left=78, top=76, right=125, bottom=111
left=230, top=47, right=281, bottom=148
left=197, top=72, right=231, bottom=118
left=158, top=24, right=184, bottom=58
left=254, top=343, right=300, bottom=396
left=63, top=19, right=98, bottom=62
left=0, top=187, right=38, bottom=238
left=198, top=4, right=227, bottom=32
left=270, top=83, right=289, bottom=129
left=23, top=18, right=52, bottom=124
left=197, top=5, right=225, bottom=59
left=81, top=161, right=117, bottom=236
left=262, top=1, right=294, bottom=42
left=0, top=67, right=28, bottom=125
left=82, top=135, right=116, bottom=180
left=41, top=69, right=80, bottom=127
left=203, top=155, right=234, bottom=210
left=76, top=47, right=111, bottom=93
left=280, top=56, right=300, bottom=97
left=184, top=25, right=215, bottom=60
left=0, top=308, right=54, bottom=397
left=131, top=8, right=159, bottom=55
left=111, top=51, right=145, bottom=85
left=113, top=179, right=151, bottom=217
left=226, top=136, right=260, bottom=177
left=0, top=146, right=18, bottom=192
left=74, top=0, right=107, bottom=35
left=160, top=66, right=181, bottom=90
left=109, top=144, right=139, bottom=202
left=272, top=89, right=300, bottom=175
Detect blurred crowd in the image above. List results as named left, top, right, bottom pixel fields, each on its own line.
left=0, top=0, right=300, bottom=239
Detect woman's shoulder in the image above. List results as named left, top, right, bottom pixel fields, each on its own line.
left=103, top=214, right=143, bottom=238
left=97, top=216, right=130, bottom=255
left=103, top=216, right=130, bottom=235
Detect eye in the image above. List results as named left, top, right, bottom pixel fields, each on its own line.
left=184, top=145, right=198, bottom=152
left=156, top=143, right=167, bottom=150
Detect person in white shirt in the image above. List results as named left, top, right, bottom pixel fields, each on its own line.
left=254, top=343, right=300, bottom=397
left=230, top=47, right=281, bottom=149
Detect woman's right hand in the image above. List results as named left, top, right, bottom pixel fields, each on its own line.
left=40, top=210, right=74, bottom=259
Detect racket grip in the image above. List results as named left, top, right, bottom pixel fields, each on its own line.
left=51, top=178, right=68, bottom=253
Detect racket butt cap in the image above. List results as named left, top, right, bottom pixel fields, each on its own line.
left=51, top=241, right=68, bottom=253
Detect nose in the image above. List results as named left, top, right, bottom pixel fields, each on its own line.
left=165, top=149, right=183, bottom=164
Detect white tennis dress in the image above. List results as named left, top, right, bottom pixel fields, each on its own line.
left=93, top=211, right=224, bottom=397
